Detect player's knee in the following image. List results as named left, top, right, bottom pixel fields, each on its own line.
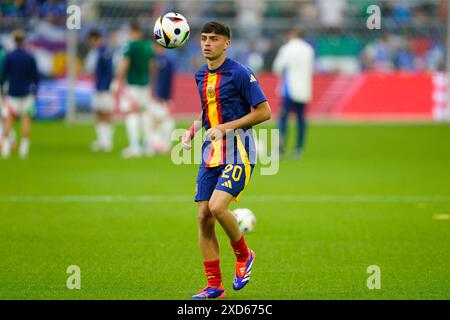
left=208, top=201, right=226, bottom=219
left=198, top=210, right=215, bottom=229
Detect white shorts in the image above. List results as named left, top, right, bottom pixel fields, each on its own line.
left=119, top=85, right=150, bottom=113
left=93, top=91, right=114, bottom=112
left=0, top=98, right=5, bottom=119
left=151, top=99, right=171, bottom=120
left=3, top=95, right=35, bottom=117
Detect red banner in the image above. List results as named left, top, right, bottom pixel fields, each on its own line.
left=172, top=72, right=443, bottom=120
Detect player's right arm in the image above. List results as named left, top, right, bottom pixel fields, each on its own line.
left=182, top=111, right=202, bottom=150
left=149, top=58, right=157, bottom=97
left=111, top=56, right=130, bottom=96
left=31, top=56, right=39, bottom=96
left=0, top=55, right=9, bottom=97
left=115, top=57, right=130, bottom=84
left=272, top=46, right=287, bottom=75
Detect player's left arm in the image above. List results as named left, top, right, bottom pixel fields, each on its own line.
left=0, top=55, right=9, bottom=97
left=149, top=59, right=157, bottom=96
left=206, top=101, right=271, bottom=140
left=206, top=66, right=271, bottom=140
left=272, top=47, right=286, bottom=75
left=115, top=57, right=130, bottom=83
left=31, top=56, right=39, bottom=95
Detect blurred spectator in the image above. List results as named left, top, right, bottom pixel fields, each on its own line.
left=39, top=0, right=66, bottom=25
left=0, top=0, right=67, bottom=32
left=317, top=0, right=348, bottom=30
left=426, top=37, right=446, bottom=72
left=236, top=0, right=266, bottom=38
left=11, top=0, right=29, bottom=17
left=394, top=38, right=416, bottom=71
left=0, top=0, right=446, bottom=76
left=392, top=2, right=413, bottom=26
left=298, top=0, right=319, bottom=27
left=360, top=34, right=394, bottom=72
left=1, top=0, right=18, bottom=17
left=203, top=0, right=236, bottom=19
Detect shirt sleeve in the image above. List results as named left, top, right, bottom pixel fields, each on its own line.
left=32, top=56, right=39, bottom=85
left=147, top=44, right=155, bottom=60
left=272, top=46, right=286, bottom=75
left=0, top=55, right=10, bottom=95
left=123, top=43, right=131, bottom=58
left=235, top=65, right=267, bottom=108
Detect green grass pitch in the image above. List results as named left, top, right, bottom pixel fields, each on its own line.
left=0, top=120, right=449, bottom=299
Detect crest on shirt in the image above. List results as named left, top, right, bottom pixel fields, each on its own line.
left=207, top=84, right=215, bottom=98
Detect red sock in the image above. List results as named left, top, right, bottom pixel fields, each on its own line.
left=230, top=236, right=250, bottom=263
left=203, top=259, right=222, bottom=288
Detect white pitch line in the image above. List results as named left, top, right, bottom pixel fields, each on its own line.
left=0, top=195, right=449, bottom=203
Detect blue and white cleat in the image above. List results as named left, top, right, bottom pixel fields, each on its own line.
left=191, top=285, right=226, bottom=299
left=233, top=249, right=255, bottom=290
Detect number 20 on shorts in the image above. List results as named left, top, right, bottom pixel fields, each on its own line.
left=222, top=164, right=243, bottom=181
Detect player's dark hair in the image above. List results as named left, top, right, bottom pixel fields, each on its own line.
left=291, top=26, right=305, bottom=39
left=13, top=29, right=25, bottom=46
left=201, top=21, right=231, bottom=39
left=130, top=19, right=142, bottom=33
left=88, top=29, right=102, bottom=39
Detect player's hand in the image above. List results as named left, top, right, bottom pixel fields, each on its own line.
left=205, top=124, right=227, bottom=141
left=110, top=79, right=123, bottom=95
left=181, top=130, right=192, bottom=150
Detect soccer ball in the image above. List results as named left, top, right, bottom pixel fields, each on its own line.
left=153, top=12, right=190, bottom=49
left=233, top=208, right=256, bottom=234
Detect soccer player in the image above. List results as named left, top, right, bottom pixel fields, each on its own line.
left=151, top=44, right=175, bottom=154
left=115, top=20, right=155, bottom=158
left=87, top=30, right=115, bottom=152
left=0, top=43, right=5, bottom=148
left=0, top=30, right=39, bottom=159
left=273, top=27, right=314, bottom=158
left=181, top=21, right=271, bottom=299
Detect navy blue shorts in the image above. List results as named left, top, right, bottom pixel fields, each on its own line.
left=195, top=164, right=254, bottom=202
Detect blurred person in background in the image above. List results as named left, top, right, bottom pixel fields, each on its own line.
left=273, top=27, right=314, bottom=158
left=39, top=0, right=66, bottom=25
left=360, top=34, right=394, bottom=72
left=151, top=44, right=175, bottom=154
left=394, top=37, right=417, bottom=71
left=114, top=20, right=155, bottom=158
left=0, top=43, right=16, bottom=151
left=426, top=36, right=446, bottom=72
left=87, top=29, right=115, bottom=153
left=0, top=29, right=38, bottom=159
left=0, top=43, right=5, bottom=149
left=317, top=0, right=348, bottom=31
